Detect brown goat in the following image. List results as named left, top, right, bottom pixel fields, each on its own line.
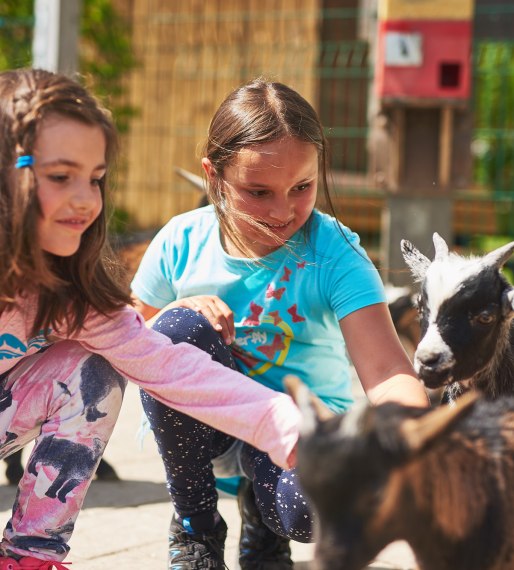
left=285, top=376, right=514, bottom=570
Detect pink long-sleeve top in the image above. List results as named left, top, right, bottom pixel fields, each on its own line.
left=0, top=296, right=299, bottom=469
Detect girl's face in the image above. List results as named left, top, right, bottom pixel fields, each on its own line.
left=33, top=115, right=106, bottom=257
left=204, top=137, right=318, bottom=258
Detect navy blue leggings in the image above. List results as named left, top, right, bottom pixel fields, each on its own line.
left=140, top=308, right=313, bottom=543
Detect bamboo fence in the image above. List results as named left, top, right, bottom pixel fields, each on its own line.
left=116, top=0, right=320, bottom=229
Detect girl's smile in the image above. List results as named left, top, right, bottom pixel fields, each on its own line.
left=204, top=137, right=318, bottom=258
left=33, top=114, right=106, bottom=257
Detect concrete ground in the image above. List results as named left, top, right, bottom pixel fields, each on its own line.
left=0, top=382, right=418, bottom=569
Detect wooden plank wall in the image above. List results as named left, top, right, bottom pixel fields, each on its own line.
left=115, top=0, right=320, bottom=229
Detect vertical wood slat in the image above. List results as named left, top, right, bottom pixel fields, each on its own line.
left=439, top=106, right=453, bottom=189
left=117, top=0, right=321, bottom=230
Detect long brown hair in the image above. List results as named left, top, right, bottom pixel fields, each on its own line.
left=203, top=78, right=340, bottom=258
left=0, top=68, right=131, bottom=335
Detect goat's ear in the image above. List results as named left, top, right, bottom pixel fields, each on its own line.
left=399, top=391, right=479, bottom=454
left=401, top=239, right=431, bottom=281
left=284, top=375, right=335, bottom=436
left=482, top=240, right=514, bottom=271
left=432, top=232, right=449, bottom=261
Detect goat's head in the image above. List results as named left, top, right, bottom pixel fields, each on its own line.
left=401, top=233, right=514, bottom=389
left=285, top=375, right=477, bottom=570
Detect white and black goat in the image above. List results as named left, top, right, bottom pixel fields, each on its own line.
left=286, top=375, right=514, bottom=570
left=401, top=233, right=514, bottom=402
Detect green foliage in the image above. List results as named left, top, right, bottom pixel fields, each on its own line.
left=0, top=0, right=138, bottom=134
left=108, top=206, right=131, bottom=235
left=0, top=2, right=33, bottom=69
left=0, top=0, right=138, bottom=229
left=80, top=0, right=138, bottom=133
left=470, top=234, right=514, bottom=283
left=473, top=42, right=514, bottom=194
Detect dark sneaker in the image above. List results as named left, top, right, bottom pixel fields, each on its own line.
left=168, top=514, right=227, bottom=569
left=238, top=479, right=294, bottom=569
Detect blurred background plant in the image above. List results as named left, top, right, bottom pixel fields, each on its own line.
left=0, top=0, right=137, bottom=131
left=473, top=41, right=514, bottom=237
left=470, top=38, right=514, bottom=273
left=0, top=0, right=137, bottom=233
left=0, top=2, right=33, bottom=69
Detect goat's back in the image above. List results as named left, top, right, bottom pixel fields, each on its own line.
left=299, top=396, right=514, bottom=570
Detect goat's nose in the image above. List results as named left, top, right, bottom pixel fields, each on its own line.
left=417, top=351, right=444, bottom=368
left=414, top=326, right=455, bottom=369
left=415, top=344, right=455, bottom=371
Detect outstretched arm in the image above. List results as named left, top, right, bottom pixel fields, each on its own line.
left=66, top=305, right=299, bottom=470
left=341, top=303, right=429, bottom=407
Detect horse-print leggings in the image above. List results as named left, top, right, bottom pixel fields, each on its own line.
left=140, top=308, right=314, bottom=543
left=0, top=341, right=126, bottom=561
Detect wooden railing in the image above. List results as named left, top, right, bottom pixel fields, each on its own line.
left=329, top=189, right=502, bottom=239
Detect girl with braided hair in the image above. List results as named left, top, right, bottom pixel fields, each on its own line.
left=0, top=68, right=301, bottom=569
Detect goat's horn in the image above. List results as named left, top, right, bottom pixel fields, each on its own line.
left=482, top=240, right=514, bottom=270
left=284, top=375, right=317, bottom=435
left=174, top=167, right=207, bottom=192
left=433, top=233, right=449, bottom=261
left=400, top=391, right=479, bottom=453
left=284, top=375, right=334, bottom=435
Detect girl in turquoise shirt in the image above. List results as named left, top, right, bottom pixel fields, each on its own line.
left=132, top=79, right=429, bottom=570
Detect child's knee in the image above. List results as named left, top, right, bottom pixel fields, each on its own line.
left=40, top=343, right=125, bottom=426
left=78, top=353, right=126, bottom=422
left=1, top=342, right=126, bottom=454
left=151, top=308, right=236, bottom=369
left=152, top=308, right=217, bottom=345
left=46, top=350, right=126, bottom=442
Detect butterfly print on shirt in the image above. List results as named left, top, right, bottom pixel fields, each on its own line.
left=243, top=301, right=263, bottom=326
left=257, top=334, right=286, bottom=359
left=287, top=304, right=306, bottom=323
left=268, top=311, right=282, bottom=325
left=266, top=284, right=286, bottom=300
left=280, top=266, right=292, bottom=282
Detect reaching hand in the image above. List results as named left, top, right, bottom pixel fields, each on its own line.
left=171, top=295, right=235, bottom=345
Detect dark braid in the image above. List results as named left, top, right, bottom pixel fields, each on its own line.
left=11, top=72, right=40, bottom=154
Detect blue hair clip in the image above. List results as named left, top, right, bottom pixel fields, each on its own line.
left=15, top=155, right=35, bottom=169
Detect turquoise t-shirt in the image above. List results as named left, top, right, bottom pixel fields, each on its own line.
left=131, top=206, right=386, bottom=412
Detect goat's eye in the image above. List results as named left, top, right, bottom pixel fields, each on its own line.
left=473, top=312, right=495, bottom=326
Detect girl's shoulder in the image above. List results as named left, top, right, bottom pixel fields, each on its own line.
left=165, top=204, right=217, bottom=231
left=306, top=209, right=377, bottom=269
left=310, top=209, right=360, bottom=247
left=156, top=205, right=218, bottom=243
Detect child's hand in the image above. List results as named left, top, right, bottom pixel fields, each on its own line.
left=173, top=295, right=235, bottom=345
